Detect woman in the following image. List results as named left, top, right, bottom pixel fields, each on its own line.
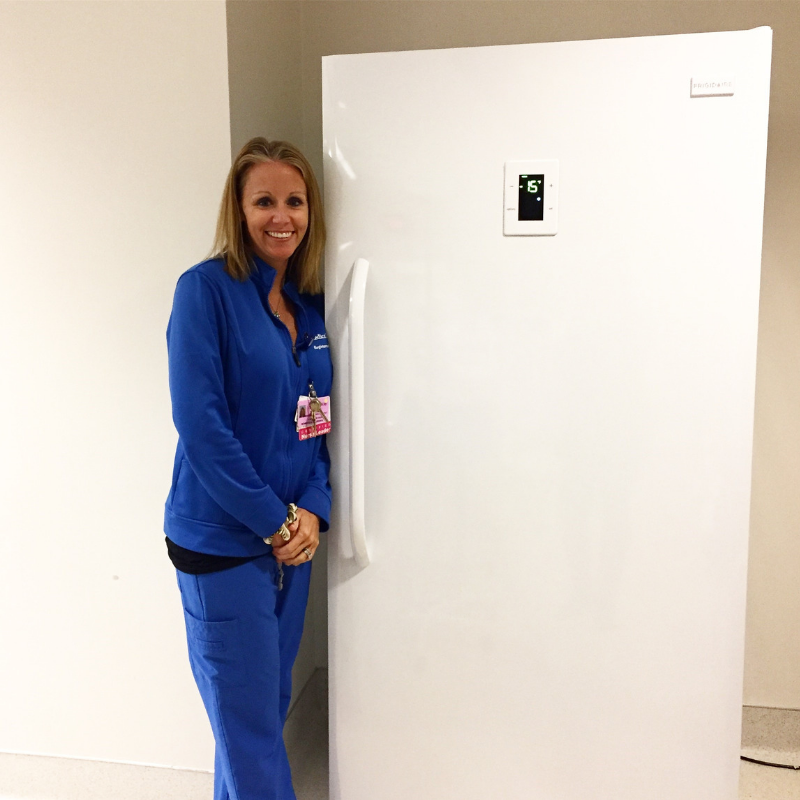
left=164, top=138, right=332, bottom=800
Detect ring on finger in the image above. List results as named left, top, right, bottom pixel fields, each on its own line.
left=303, top=547, right=313, bottom=560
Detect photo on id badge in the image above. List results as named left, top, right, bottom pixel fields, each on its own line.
left=295, top=386, right=331, bottom=440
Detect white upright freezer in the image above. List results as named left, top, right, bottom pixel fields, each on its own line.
left=323, top=28, right=772, bottom=800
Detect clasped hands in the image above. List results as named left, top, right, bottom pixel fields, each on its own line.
left=271, top=507, right=320, bottom=566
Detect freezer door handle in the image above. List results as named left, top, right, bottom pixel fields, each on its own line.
left=348, top=258, right=371, bottom=567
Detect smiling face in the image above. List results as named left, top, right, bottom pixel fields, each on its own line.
left=240, top=160, right=309, bottom=273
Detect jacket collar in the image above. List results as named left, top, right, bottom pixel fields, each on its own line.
left=250, top=255, right=312, bottom=349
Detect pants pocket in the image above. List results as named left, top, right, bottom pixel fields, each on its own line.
left=183, top=608, right=246, bottom=688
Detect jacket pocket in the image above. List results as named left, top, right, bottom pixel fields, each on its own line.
left=183, top=608, right=246, bottom=688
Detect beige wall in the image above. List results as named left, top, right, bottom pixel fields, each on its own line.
left=227, top=0, right=304, bottom=154
left=0, top=0, right=231, bottom=768
left=227, top=0, right=800, bottom=709
left=226, top=0, right=326, bottom=698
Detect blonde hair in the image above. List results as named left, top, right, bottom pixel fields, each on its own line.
left=210, top=138, right=326, bottom=294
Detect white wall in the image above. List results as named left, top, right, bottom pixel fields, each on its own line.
left=0, top=0, right=230, bottom=769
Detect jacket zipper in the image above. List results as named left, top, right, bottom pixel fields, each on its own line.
left=277, top=325, right=299, bottom=592
left=284, top=339, right=299, bottom=499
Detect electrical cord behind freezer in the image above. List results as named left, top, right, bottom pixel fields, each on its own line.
left=741, top=755, right=800, bottom=770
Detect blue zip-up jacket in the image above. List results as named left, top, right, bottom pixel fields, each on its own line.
left=164, top=256, right=332, bottom=556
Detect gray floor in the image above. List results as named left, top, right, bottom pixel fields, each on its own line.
left=740, top=706, right=800, bottom=799
left=285, top=668, right=329, bottom=800
left=1, top=678, right=798, bottom=799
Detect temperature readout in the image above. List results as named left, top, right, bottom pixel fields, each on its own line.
left=518, top=174, right=544, bottom=221
left=504, top=160, right=558, bottom=235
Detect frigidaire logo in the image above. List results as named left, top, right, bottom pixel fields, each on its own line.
left=690, top=76, right=735, bottom=97
left=693, top=79, right=733, bottom=90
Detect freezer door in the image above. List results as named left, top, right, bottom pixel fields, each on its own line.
left=324, top=28, right=771, bottom=800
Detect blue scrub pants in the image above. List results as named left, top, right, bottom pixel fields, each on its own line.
left=177, top=556, right=311, bottom=800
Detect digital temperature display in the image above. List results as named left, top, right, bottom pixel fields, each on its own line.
left=518, top=174, right=545, bottom=221
left=504, top=160, right=558, bottom=236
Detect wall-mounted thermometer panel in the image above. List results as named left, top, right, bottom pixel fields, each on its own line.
left=504, top=160, right=559, bottom=236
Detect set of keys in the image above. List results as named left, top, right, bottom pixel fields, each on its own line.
left=295, top=382, right=332, bottom=440
left=307, top=388, right=329, bottom=434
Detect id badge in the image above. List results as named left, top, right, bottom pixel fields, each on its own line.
left=295, top=394, right=331, bottom=440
